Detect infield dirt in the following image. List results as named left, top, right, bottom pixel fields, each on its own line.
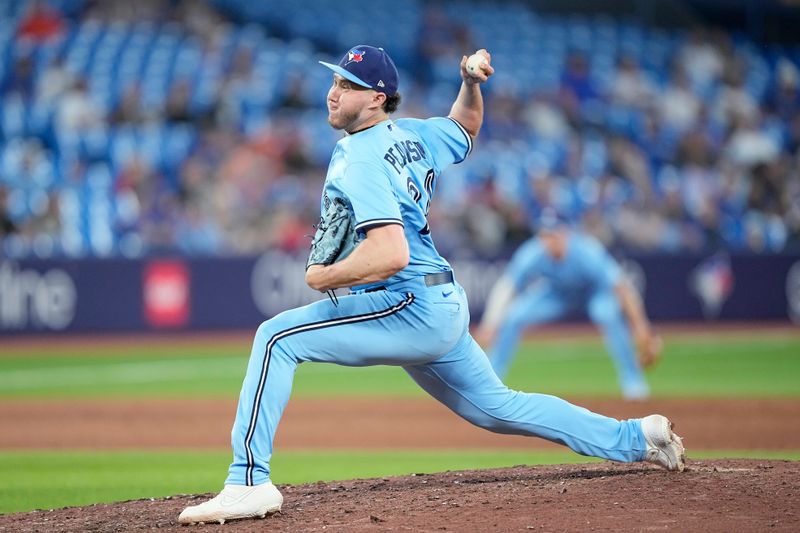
left=1, top=396, right=799, bottom=531
left=2, top=397, right=799, bottom=450
left=0, top=459, right=797, bottom=532
left=2, top=326, right=798, bottom=531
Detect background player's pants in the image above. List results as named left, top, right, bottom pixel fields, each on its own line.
left=489, top=285, right=649, bottom=399
left=226, top=278, right=648, bottom=486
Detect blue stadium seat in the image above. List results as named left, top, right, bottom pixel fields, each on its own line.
left=1, top=0, right=798, bottom=257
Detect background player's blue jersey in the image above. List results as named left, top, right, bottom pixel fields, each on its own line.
left=506, top=232, right=622, bottom=294
left=490, top=230, right=649, bottom=397
left=322, top=116, right=472, bottom=291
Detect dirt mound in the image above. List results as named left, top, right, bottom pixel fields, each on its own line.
left=1, top=459, right=796, bottom=532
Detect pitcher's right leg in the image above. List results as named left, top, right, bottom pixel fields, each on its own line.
left=227, top=290, right=418, bottom=486
left=407, top=331, right=648, bottom=462
left=181, top=290, right=423, bottom=525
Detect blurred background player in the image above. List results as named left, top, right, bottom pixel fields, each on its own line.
left=476, top=209, right=661, bottom=400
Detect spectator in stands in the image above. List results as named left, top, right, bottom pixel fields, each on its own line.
left=1, top=0, right=799, bottom=258
left=141, top=187, right=180, bottom=253
left=724, top=114, right=780, bottom=168
left=748, top=160, right=790, bottom=219
left=277, top=74, right=313, bottom=111
left=0, top=187, right=17, bottom=239
left=56, top=78, right=104, bottom=134
left=610, top=55, right=656, bottom=110
left=607, top=135, right=655, bottom=204
left=464, top=180, right=514, bottom=256
left=173, top=0, right=221, bottom=42
left=216, top=49, right=254, bottom=127
left=657, top=179, right=700, bottom=251
left=484, top=88, right=529, bottom=140
left=678, top=28, right=724, bottom=93
left=784, top=174, right=800, bottom=249
left=768, top=59, right=800, bottom=123
left=164, top=79, right=200, bottom=124
left=109, top=85, right=148, bottom=125
left=36, top=56, right=75, bottom=106
left=82, top=0, right=170, bottom=24
left=265, top=206, right=312, bottom=254
left=1, top=53, right=36, bottom=99
left=523, top=91, right=571, bottom=141
left=175, top=200, right=223, bottom=255
left=659, top=66, right=701, bottom=133
left=114, top=157, right=158, bottom=235
left=415, top=6, right=474, bottom=83
left=25, top=193, right=61, bottom=243
left=17, top=0, right=65, bottom=42
left=559, top=51, right=599, bottom=124
left=714, top=71, right=759, bottom=128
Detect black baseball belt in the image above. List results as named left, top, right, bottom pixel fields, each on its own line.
left=365, top=270, right=454, bottom=293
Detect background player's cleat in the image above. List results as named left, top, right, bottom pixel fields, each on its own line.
left=641, top=414, right=686, bottom=471
left=178, top=482, right=283, bottom=525
left=621, top=380, right=650, bottom=401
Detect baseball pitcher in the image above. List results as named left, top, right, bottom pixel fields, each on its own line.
left=179, top=45, right=685, bottom=526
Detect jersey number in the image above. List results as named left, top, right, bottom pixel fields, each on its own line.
left=407, top=169, right=435, bottom=235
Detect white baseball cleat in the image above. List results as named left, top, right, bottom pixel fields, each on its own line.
left=178, top=482, right=283, bottom=525
left=641, top=414, right=686, bottom=472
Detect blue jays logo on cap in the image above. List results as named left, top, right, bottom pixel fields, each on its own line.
left=345, top=49, right=365, bottom=65
left=319, top=44, right=399, bottom=96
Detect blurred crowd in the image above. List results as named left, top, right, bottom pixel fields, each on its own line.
left=0, top=0, right=798, bottom=258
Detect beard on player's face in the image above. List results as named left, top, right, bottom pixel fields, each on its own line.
left=327, top=106, right=362, bottom=131
left=327, top=82, right=384, bottom=133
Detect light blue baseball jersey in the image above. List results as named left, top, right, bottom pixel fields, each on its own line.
left=321, top=116, right=472, bottom=290
left=225, top=117, right=650, bottom=489
left=506, top=232, right=622, bottom=293
left=489, top=230, right=648, bottom=398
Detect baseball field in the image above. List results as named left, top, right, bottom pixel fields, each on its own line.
left=0, top=323, right=798, bottom=531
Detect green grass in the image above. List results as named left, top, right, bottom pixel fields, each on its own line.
left=0, top=449, right=589, bottom=514
left=1, top=332, right=798, bottom=398
left=503, top=334, right=800, bottom=397
left=2, top=449, right=798, bottom=515
left=0, top=331, right=797, bottom=515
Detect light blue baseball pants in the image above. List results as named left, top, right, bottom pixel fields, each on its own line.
left=489, top=284, right=649, bottom=398
left=226, top=277, right=648, bottom=486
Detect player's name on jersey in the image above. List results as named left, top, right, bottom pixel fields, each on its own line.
left=383, top=140, right=428, bottom=174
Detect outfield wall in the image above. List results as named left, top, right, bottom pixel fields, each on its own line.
left=0, top=252, right=798, bottom=334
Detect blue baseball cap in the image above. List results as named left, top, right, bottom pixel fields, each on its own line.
left=319, top=45, right=399, bottom=96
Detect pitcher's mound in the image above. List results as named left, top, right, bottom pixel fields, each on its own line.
left=1, top=459, right=797, bottom=532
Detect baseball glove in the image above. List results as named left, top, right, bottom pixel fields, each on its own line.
left=306, top=197, right=359, bottom=269
left=637, top=333, right=663, bottom=369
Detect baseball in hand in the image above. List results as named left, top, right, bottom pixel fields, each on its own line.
left=466, top=53, right=487, bottom=75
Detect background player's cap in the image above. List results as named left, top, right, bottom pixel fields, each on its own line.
left=319, top=45, right=399, bottom=96
left=536, top=207, right=572, bottom=232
